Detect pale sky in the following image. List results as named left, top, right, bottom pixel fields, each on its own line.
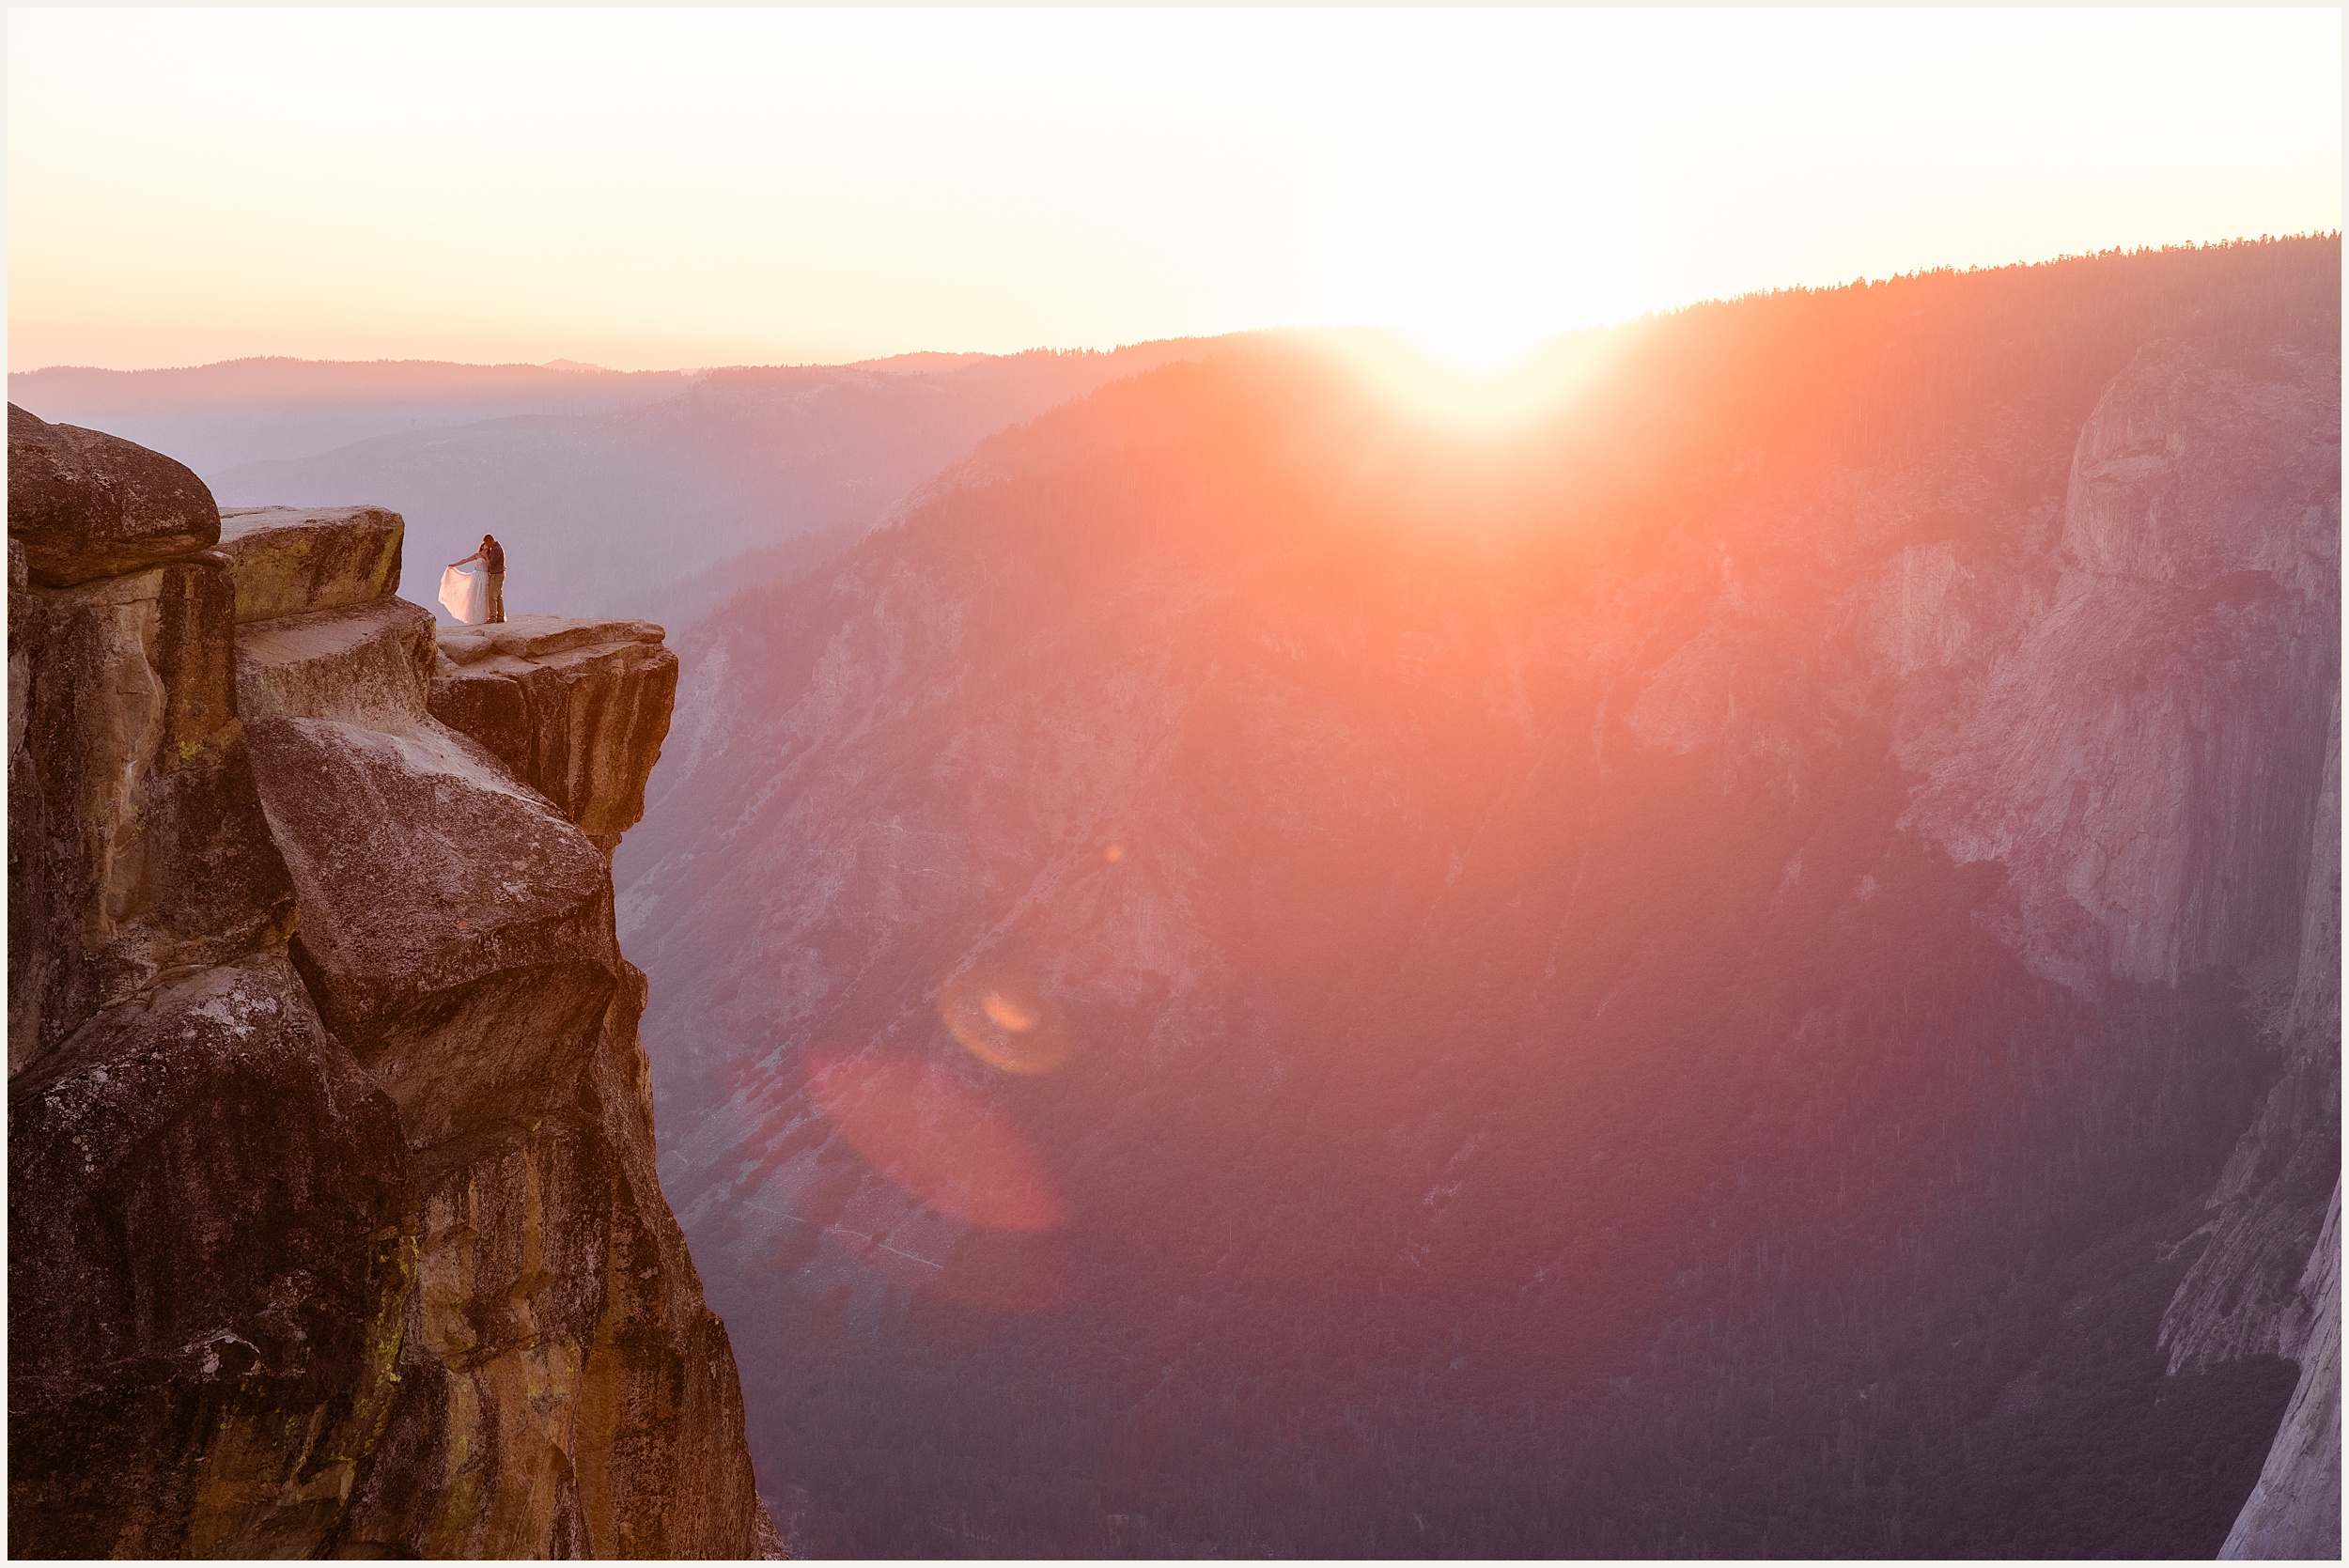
left=8, top=7, right=2341, bottom=373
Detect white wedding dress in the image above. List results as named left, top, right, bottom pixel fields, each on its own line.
left=439, top=563, right=488, bottom=625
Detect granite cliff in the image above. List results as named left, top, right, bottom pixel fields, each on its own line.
left=8, top=406, right=772, bottom=1557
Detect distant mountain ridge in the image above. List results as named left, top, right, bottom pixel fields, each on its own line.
left=9, top=354, right=693, bottom=409
left=195, top=341, right=1230, bottom=622
left=7, top=357, right=703, bottom=473
left=10, top=342, right=1234, bottom=628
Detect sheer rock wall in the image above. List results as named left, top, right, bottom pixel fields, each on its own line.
left=6, top=405, right=771, bottom=1558
left=1896, top=342, right=2341, bottom=1555
left=1899, top=341, right=2341, bottom=996
left=1828, top=340, right=2340, bottom=1552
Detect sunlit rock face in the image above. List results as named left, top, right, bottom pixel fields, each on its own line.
left=216, top=505, right=407, bottom=624
left=6, top=547, right=302, bottom=1074
left=235, top=598, right=439, bottom=728
left=619, top=240, right=2338, bottom=1556
left=6, top=406, right=771, bottom=1558
left=247, top=713, right=620, bottom=1149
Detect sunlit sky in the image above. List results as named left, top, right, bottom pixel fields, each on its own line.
left=8, top=8, right=2340, bottom=374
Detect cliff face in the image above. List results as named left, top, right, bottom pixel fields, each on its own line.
left=1901, top=336, right=2341, bottom=1558
left=2221, top=1182, right=2341, bottom=1560
left=1899, top=341, right=2340, bottom=994
left=7, top=407, right=772, bottom=1557
left=430, top=617, right=681, bottom=854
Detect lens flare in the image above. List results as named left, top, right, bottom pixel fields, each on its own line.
left=803, top=1048, right=1066, bottom=1232
left=939, top=963, right=1071, bottom=1076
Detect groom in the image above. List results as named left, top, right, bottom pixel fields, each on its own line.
left=449, top=534, right=506, bottom=623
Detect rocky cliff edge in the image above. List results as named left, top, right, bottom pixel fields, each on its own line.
left=7, top=406, right=775, bottom=1557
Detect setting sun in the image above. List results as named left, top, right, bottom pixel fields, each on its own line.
left=1312, top=328, right=1626, bottom=435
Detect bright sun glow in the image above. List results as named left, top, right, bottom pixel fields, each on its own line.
left=5, top=9, right=2338, bottom=370
left=1315, top=330, right=1624, bottom=435
left=1395, top=324, right=1555, bottom=380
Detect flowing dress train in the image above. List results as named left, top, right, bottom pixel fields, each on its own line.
left=439, top=563, right=488, bottom=625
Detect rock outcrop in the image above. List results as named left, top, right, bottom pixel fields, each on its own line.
left=235, top=600, right=439, bottom=729
left=8, top=519, right=298, bottom=1079
left=216, top=505, right=407, bottom=624
left=6, top=404, right=772, bottom=1558
left=430, top=617, right=680, bottom=851
left=8, top=950, right=412, bottom=1560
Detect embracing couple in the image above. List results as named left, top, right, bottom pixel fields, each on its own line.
left=441, top=534, right=506, bottom=625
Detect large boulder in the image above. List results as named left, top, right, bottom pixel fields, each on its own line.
left=8, top=551, right=298, bottom=1075
left=6, top=951, right=412, bottom=1560
left=216, top=505, right=405, bottom=625
left=431, top=616, right=680, bottom=843
left=234, top=597, right=437, bottom=730
left=8, top=403, right=220, bottom=588
left=241, top=714, right=618, bottom=1151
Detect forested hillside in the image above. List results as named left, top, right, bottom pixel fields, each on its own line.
left=614, top=239, right=2340, bottom=1556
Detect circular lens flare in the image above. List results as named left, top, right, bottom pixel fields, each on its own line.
left=939, top=963, right=1070, bottom=1076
